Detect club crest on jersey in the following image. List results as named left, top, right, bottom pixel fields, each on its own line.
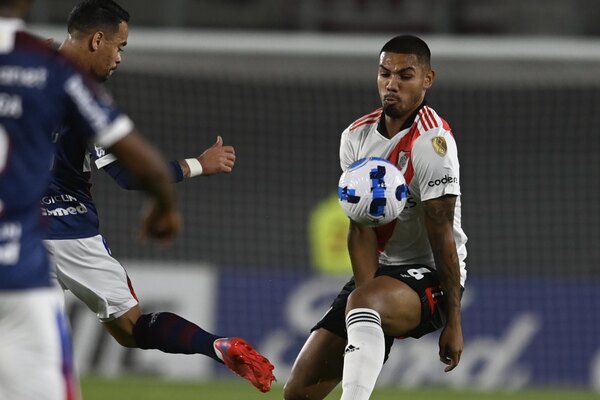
left=397, top=152, right=410, bottom=174
left=431, top=137, right=447, bottom=156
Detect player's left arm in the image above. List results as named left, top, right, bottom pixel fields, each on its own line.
left=412, top=128, right=463, bottom=371
left=97, top=135, right=236, bottom=190
left=101, top=159, right=184, bottom=190
left=423, top=195, right=463, bottom=372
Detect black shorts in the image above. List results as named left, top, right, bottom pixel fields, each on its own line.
left=312, top=264, right=447, bottom=361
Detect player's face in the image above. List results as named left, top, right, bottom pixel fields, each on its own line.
left=377, top=52, right=434, bottom=120
left=91, top=21, right=128, bottom=82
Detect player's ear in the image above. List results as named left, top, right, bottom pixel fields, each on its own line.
left=424, top=68, right=435, bottom=89
left=90, top=31, right=104, bottom=51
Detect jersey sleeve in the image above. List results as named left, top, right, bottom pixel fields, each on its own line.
left=339, top=126, right=355, bottom=172
left=61, top=71, right=133, bottom=149
left=101, top=159, right=184, bottom=190
left=411, top=128, right=461, bottom=202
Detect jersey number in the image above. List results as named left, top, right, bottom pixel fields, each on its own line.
left=407, top=267, right=431, bottom=280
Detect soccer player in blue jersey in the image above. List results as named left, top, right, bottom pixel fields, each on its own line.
left=0, top=0, right=181, bottom=398
left=42, top=0, right=275, bottom=393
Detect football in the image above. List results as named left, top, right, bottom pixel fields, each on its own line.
left=337, top=157, right=408, bottom=227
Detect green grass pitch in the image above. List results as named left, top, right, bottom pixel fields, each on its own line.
left=81, top=376, right=597, bottom=400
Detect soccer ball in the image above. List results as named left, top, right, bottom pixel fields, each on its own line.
left=337, top=157, right=408, bottom=227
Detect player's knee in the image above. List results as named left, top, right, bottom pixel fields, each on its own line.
left=282, top=380, right=304, bottom=400
left=283, top=376, right=321, bottom=400
left=346, top=286, right=379, bottom=311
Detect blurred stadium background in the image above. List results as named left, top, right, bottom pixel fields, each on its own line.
left=30, top=0, right=600, bottom=397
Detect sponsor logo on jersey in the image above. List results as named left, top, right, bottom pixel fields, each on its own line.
left=41, top=194, right=79, bottom=205
left=428, top=175, right=458, bottom=187
left=0, top=222, right=21, bottom=265
left=404, top=194, right=417, bottom=209
left=431, top=136, right=447, bottom=156
left=0, top=93, right=22, bottom=118
left=0, top=66, right=47, bottom=88
left=41, top=203, right=88, bottom=217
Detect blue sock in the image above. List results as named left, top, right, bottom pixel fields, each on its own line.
left=132, top=312, right=223, bottom=363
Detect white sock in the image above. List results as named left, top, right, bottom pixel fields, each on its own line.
left=340, top=308, right=385, bottom=400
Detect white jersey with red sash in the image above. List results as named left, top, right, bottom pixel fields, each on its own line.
left=339, top=104, right=467, bottom=287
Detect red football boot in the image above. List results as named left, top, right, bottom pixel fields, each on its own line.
left=214, top=337, right=276, bottom=392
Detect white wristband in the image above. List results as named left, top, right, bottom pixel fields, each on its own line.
left=185, top=158, right=203, bottom=177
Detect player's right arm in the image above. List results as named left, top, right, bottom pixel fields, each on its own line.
left=60, top=66, right=180, bottom=242
left=107, top=131, right=181, bottom=242
left=347, top=220, right=379, bottom=287
left=340, top=127, right=379, bottom=287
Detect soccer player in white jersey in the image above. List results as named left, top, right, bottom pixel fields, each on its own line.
left=41, top=0, right=274, bottom=393
left=0, top=0, right=181, bottom=398
left=284, top=35, right=468, bottom=400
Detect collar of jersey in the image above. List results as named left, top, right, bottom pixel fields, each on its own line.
left=377, top=99, right=427, bottom=138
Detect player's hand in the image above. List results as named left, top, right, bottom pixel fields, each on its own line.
left=438, top=322, right=463, bottom=372
left=194, top=136, right=236, bottom=176
left=139, top=202, right=182, bottom=244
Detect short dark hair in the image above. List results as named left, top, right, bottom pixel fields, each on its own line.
left=380, top=35, right=431, bottom=67
left=67, top=0, right=130, bottom=35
